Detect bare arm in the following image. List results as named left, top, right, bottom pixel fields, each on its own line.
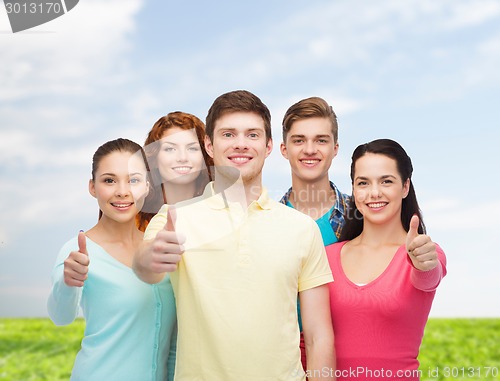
left=299, top=284, right=336, bottom=381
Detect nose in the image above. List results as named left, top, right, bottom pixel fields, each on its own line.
left=369, top=184, right=382, bottom=198
left=115, top=181, right=131, bottom=197
left=303, top=140, right=317, bottom=155
left=232, top=134, right=249, bottom=150
left=176, top=148, right=188, bottom=162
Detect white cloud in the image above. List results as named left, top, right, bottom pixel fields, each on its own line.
left=155, top=1, right=500, bottom=108
left=478, top=33, right=500, bottom=56
left=424, top=200, right=500, bottom=231
left=442, top=0, right=500, bottom=29
left=0, top=0, right=143, bottom=101
left=124, top=89, right=163, bottom=130
left=0, top=128, right=96, bottom=168
left=0, top=167, right=96, bottom=237
left=0, top=228, right=7, bottom=251
left=463, top=32, right=500, bottom=86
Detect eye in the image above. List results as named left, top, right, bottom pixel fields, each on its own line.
left=188, top=146, right=200, bottom=152
left=356, top=180, right=368, bottom=186
left=163, top=147, right=175, bottom=152
left=248, top=133, right=259, bottom=138
left=382, top=179, right=394, bottom=185
left=129, top=177, right=141, bottom=184
left=103, top=178, right=115, bottom=184
left=222, top=132, right=233, bottom=138
left=292, top=139, right=304, bottom=144
left=318, top=139, right=328, bottom=144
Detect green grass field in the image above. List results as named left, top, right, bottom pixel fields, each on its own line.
left=0, top=318, right=498, bottom=380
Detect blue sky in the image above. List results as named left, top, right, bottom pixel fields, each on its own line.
left=0, top=0, right=499, bottom=317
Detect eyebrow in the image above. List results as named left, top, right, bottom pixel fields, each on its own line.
left=355, top=174, right=398, bottom=181
left=289, top=134, right=332, bottom=139
left=99, top=172, right=144, bottom=177
left=218, top=127, right=264, bottom=132
left=161, top=141, right=200, bottom=146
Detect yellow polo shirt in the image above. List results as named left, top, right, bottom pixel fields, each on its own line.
left=144, top=182, right=333, bottom=381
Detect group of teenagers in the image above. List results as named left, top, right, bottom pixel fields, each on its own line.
left=47, top=90, right=447, bottom=381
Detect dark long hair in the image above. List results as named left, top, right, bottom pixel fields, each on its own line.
left=340, top=138, right=426, bottom=241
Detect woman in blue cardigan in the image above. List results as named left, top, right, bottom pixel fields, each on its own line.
left=47, top=138, right=176, bottom=381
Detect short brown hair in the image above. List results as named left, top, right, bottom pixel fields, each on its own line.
left=282, top=97, right=338, bottom=142
left=205, top=90, right=272, bottom=142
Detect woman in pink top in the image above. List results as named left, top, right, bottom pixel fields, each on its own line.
left=326, top=139, right=447, bottom=380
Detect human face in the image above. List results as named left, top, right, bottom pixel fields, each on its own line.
left=280, top=117, right=338, bottom=184
left=156, top=127, right=204, bottom=185
left=352, top=153, right=410, bottom=227
left=89, top=151, right=149, bottom=223
left=204, top=111, right=272, bottom=187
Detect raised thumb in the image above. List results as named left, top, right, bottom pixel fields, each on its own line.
left=406, top=214, right=420, bottom=248
left=165, top=206, right=176, bottom=232
left=78, top=230, right=88, bottom=255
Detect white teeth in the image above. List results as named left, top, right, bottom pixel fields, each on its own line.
left=368, top=203, right=386, bottom=208
left=301, top=160, right=319, bottom=164
left=112, top=203, right=132, bottom=208
left=231, top=157, right=250, bottom=163
left=173, top=167, right=192, bottom=172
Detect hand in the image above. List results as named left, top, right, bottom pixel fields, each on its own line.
left=406, top=215, right=438, bottom=271
left=64, top=231, right=90, bottom=287
left=149, top=206, right=186, bottom=273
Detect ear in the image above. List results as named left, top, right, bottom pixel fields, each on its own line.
left=333, top=142, right=339, bottom=158
left=265, top=138, right=273, bottom=158
left=204, top=135, right=214, bottom=159
left=280, top=141, right=288, bottom=159
left=89, top=179, right=96, bottom=198
left=403, top=178, right=410, bottom=199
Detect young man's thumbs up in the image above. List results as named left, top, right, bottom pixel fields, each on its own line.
left=150, top=206, right=186, bottom=273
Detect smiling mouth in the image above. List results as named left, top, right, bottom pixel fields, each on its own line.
left=172, top=166, right=193, bottom=174
left=229, top=156, right=252, bottom=164
left=367, top=202, right=388, bottom=209
left=300, top=159, right=320, bottom=165
left=111, top=202, right=133, bottom=209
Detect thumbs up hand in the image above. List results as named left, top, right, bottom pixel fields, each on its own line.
left=64, top=231, right=90, bottom=287
left=150, top=206, right=186, bottom=273
left=406, top=215, right=438, bottom=271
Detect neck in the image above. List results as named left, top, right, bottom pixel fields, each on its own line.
left=213, top=171, right=262, bottom=208
left=289, top=176, right=335, bottom=218
left=90, top=216, right=141, bottom=244
left=355, top=218, right=406, bottom=248
left=162, top=181, right=197, bottom=204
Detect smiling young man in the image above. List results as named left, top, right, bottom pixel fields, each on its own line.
left=133, top=90, right=335, bottom=381
left=280, top=97, right=350, bottom=370
left=280, top=97, right=350, bottom=244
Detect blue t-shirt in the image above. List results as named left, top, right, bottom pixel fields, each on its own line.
left=315, top=206, right=339, bottom=246
left=286, top=200, right=338, bottom=245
